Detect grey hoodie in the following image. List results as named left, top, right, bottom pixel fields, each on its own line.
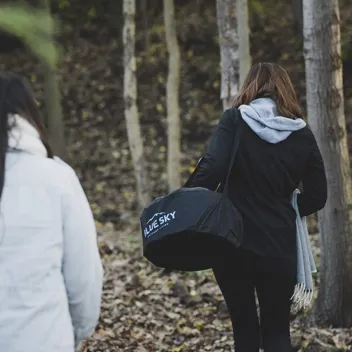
left=238, top=98, right=306, bottom=143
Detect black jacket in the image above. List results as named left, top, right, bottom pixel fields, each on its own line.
left=188, top=109, right=327, bottom=258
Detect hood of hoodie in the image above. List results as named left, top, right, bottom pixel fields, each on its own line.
left=238, top=98, right=306, bottom=144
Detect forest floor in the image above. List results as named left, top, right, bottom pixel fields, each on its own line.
left=84, top=219, right=352, bottom=352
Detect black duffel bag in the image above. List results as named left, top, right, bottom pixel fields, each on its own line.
left=140, top=109, right=244, bottom=271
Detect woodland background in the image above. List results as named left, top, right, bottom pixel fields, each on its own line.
left=1, top=0, right=352, bottom=351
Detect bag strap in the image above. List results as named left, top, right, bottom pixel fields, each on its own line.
left=218, top=108, right=244, bottom=196
left=184, top=108, right=244, bottom=191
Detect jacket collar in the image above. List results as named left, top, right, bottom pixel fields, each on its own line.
left=8, top=114, right=47, bottom=157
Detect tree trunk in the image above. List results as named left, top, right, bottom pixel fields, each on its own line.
left=163, top=0, right=181, bottom=191
left=123, top=0, right=151, bottom=208
left=216, top=0, right=239, bottom=110
left=237, top=0, right=251, bottom=87
left=43, top=65, right=65, bottom=158
left=303, top=0, right=352, bottom=326
left=40, top=0, right=65, bottom=158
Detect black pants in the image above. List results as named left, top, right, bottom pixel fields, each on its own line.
left=213, top=248, right=296, bottom=352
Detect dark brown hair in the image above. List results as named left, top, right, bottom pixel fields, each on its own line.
left=233, top=62, right=303, bottom=119
left=0, top=72, right=53, bottom=200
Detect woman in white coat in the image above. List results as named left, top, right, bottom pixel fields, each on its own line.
left=0, top=72, right=104, bottom=352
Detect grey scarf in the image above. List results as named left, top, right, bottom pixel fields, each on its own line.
left=239, top=98, right=316, bottom=308
left=291, top=190, right=317, bottom=308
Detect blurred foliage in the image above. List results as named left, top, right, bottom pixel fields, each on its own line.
left=0, top=4, right=59, bottom=66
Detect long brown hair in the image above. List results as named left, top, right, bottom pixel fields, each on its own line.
left=233, top=62, right=303, bottom=119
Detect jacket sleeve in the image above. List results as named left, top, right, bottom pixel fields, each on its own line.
left=186, top=109, right=235, bottom=190
left=297, top=133, right=327, bottom=217
left=61, top=168, right=104, bottom=348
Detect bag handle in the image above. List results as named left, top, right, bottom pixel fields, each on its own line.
left=218, top=108, right=244, bottom=196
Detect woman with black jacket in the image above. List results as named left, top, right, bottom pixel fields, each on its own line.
left=188, top=62, right=327, bottom=352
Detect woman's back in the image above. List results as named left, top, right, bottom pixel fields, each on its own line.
left=0, top=72, right=103, bottom=352
left=0, top=152, right=76, bottom=352
left=187, top=62, right=327, bottom=351
left=230, top=109, right=326, bottom=257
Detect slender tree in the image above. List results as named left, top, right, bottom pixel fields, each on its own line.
left=123, top=0, right=151, bottom=208
left=216, top=0, right=239, bottom=110
left=39, top=0, right=65, bottom=158
left=163, top=0, right=181, bottom=191
left=303, top=0, right=352, bottom=326
left=43, top=63, right=65, bottom=158
left=237, top=0, right=251, bottom=86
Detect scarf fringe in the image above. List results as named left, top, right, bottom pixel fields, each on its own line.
left=291, top=283, right=314, bottom=310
